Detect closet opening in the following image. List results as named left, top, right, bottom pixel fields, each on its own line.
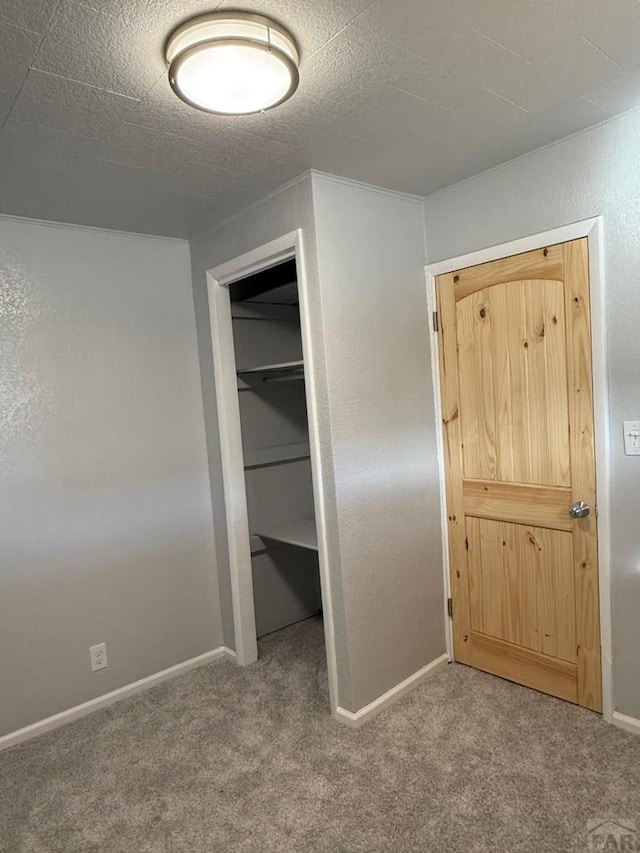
left=229, top=256, right=324, bottom=656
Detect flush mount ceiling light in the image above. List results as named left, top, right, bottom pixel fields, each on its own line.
left=166, top=12, right=299, bottom=116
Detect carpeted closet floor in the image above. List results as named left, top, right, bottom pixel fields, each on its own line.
left=1, top=616, right=639, bottom=853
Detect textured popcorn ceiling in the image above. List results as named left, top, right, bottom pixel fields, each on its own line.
left=2, top=0, right=640, bottom=237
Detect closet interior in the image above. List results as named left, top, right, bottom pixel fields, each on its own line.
left=231, top=258, right=322, bottom=639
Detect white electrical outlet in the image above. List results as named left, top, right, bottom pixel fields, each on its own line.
left=623, top=421, right=640, bottom=456
left=90, top=642, right=108, bottom=672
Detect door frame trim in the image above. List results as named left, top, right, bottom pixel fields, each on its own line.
left=206, top=229, right=339, bottom=716
left=425, top=217, right=613, bottom=722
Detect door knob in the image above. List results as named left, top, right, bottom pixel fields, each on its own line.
left=569, top=501, right=590, bottom=519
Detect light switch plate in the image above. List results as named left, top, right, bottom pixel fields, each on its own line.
left=623, top=421, right=640, bottom=456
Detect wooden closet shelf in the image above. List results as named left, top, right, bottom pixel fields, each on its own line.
left=255, top=519, right=318, bottom=551
left=244, top=442, right=310, bottom=469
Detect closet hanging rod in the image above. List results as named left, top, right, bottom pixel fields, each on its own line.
left=237, top=359, right=304, bottom=376
left=237, top=374, right=304, bottom=391
left=258, top=373, right=303, bottom=384
left=255, top=519, right=318, bottom=551
left=244, top=442, right=310, bottom=469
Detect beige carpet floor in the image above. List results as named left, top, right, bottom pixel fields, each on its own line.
left=1, top=616, right=639, bottom=852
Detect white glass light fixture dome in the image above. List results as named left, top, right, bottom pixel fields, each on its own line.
left=166, top=12, right=299, bottom=115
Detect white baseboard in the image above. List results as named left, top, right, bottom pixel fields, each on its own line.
left=0, top=645, right=236, bottom=752
left=612, top=710, right=640, bottom=736
left=335, top=653, right=450, bottom=728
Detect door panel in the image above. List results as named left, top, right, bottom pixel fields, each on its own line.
left=437, top=239, right=602, bottom=712
left=457, top=280, right=570, bottom=486
left=467, top=517, right=576, bottom=662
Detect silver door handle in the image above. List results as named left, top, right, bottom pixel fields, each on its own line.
left=569, top=501, right=590, bottom=519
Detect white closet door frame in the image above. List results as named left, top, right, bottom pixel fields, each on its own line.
left=206, top=230, right=338, bottom=714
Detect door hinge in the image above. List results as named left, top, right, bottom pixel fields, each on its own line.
left=432, top=311, right=439, bottom=332
left=447, top=597, right=453, bottom=619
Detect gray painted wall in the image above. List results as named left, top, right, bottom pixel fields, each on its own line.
left=0, top=216, right=221, bottom=736
left=423, top=110, right=640, bottom=720
left=190, top=173, right=445, bottom=714
left=311, top=174, right=445, bottom=710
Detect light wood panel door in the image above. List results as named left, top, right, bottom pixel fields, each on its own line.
left=436, top=239, right=602, bottom=711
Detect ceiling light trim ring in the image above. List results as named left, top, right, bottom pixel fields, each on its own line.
left=165, top=12, right=299, bottom=65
